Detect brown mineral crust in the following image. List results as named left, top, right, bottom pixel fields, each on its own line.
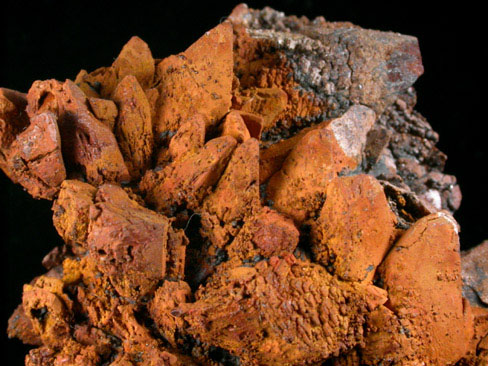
left=474, top=335, right=488, bottom=366
left=148, top=280, right=192, bottom=348
left=22, top=256, right=192, bottom=366
left=87, top=97, right=118, bottom=131
left=198, top=205, right=299, bottom=283
left=3, top=112, right=66, bottom=199
left=0, top=87, right=29, bottom=111
left=230, top=5, right=423, bottom=117
left=311, top=174, right=397, bottom=283
left=237, top=87, right=288, bottom=130
left=140, top=135, right=237, bottom=214
left=380, top=180, right=435, bottom=229
left=183, top=137, right=260, bottom=288
left=166, top=228, right=189, bottom=280
left=220, top=110, right=252, bottom=143
left=74, top=70, right=102, bottom=98
left=226, top=206, right=299, bottom=263
left=41, top=245, right=69, bottom=271
left=228, top=4, right=423, bottom=156
left=1, top=89, right=67, bottom=199
left=67, top=256, right=193, bottom=366
left=86, top=184, right=171, bottom=300
left=330, top=349, right=361, bottom=366
left=230, top=5, right=458, bottom=215
left=54, top=180, right=189, bottom=295
left=358, top=306, right=403, bottom=365
left=26, top=79, right=130, bottom=185
left=7, top=305, right=42, bottom=346
left=74, top=66, right=118, bottom=100
left=258, top=118, right=331, bottom=183
left=364, top=126, right=391, bottom=168
left=234, top=110, right=263, bottom=140
left=109, top=304, right=194, bottom=366
left=22, top=275, right=73, bottom=349
left=457, top=306, right=488, bottom=365
left=178, top=255, right=387, bottom=366
left=62, top=256, right=122, bottom=335
left=75, top=36, right=155, bottom=100
left=72, top=324, right=115, bottom=357
left=245, top=208, right=298, bottom=258
left=462, top=346, right=488, bottom=366
left=462, top=240, right=488, bottom=307
left=112, top=75, right=154, bottom=179
left=18, top=112, right=65, bottom=185
left=372, top=93, right=462, bottom=213
left=371, top=213, right=473, bottom=365
left=0, top=88, right=29, bottom=151
left=2, top=5, right=484, bottom=366
left=230, top=16, right=325, bottom=139
left=112, top=36, right=155, bottom=90
left=266, top=127, right=353, bottom=223
left=145, top=87, right=160, bottom=124
left=108, top=349, right=194, bottom=366
left=25, top=343, right=100, bottom=366
left=266, top=104, right=375, bottom=223
left=168, top=113, right=206, bottom=162
left=153, top=22, right=233, bottom=138
left=52, top=179, right=97, bottom=250
left=200, top=137, right=260, bottom=249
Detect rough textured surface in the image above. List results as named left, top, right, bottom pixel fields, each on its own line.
left=2, top=4, right=487, bottom=366
left=178, top=255, right=387, bottom=366
left=87, top=97, right=118, bottom=131
left=52, top=180, right=97, bottom=254
left=311, top=174, right=397, bottom=283
left=200, top=137, right=261, bottom=249
left=86, top=184, right=171, bottom=300
left=140, top=135, right=237, bottom=214
left=1, top=111, right=66, bottom=199
left=462, top=240, right=488, bottom=307
left=112, top=75, right=153, bottom=180
left=0, top=88, right=66, bottom=199
left=26, top=79, right=130, bottom=185
left=154, top=22, right=233, bottom=138
left=230, top=5, right=460, bottom=214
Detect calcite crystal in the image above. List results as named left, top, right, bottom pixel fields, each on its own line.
left=3, top=4, right=487, bottom=366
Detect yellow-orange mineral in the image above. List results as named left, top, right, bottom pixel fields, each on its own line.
left=2, top=4, right=485, bottom=366
left=311, top=174, right=397, bottom=283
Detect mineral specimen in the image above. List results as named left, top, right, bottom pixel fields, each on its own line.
left=3, top=4, right=487, bottom=366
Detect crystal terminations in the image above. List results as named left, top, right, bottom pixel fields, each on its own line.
left=3, top=4, right=487, bottom=366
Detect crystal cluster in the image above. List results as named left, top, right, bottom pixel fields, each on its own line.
left=3, top=4, right=487, bottom=366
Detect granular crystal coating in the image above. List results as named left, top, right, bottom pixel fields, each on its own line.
left=2, top=4, right=487, bottom=366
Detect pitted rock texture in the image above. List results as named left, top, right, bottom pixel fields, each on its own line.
left=229, top=5, right=460, bottom=215
left=2, top=4, right=487, bottom=366
left=177, top=255, right=387, bottom=366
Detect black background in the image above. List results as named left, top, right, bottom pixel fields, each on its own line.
left=1, top=1, right=486, bottom=364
